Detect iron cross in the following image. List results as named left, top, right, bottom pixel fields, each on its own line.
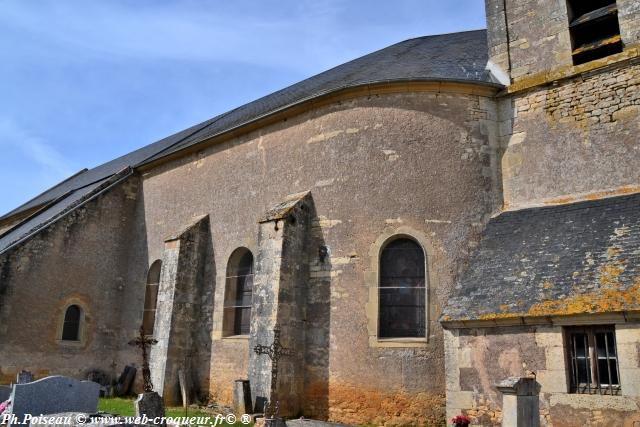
left=128, top=325, right=158, bottom=392
left=253, top=325, right=293, bottom=417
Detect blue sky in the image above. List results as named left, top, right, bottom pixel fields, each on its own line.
left=0, top=0, right=486, bottom=216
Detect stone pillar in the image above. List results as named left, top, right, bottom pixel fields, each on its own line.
left=496, top=377, right=540, bottom=427
left=248, top=192, right=312, bottom=416
left=233, top=379, right=252, bottom=415
left=150, top=215, right=211, bottom=405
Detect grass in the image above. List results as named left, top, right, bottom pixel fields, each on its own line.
left=97, top=397, right=246, bottom=425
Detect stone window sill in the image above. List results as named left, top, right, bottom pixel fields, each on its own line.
left=369, top=336, right=429, bottom=348
left=222, top=335, right=250, bottom=342
left=57, top=339, right=84, bottom=347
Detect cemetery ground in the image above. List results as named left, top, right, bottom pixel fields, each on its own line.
left=97, top=397, right=246, bottom=426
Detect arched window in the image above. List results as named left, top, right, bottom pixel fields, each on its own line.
left=61, top=305, right=82, bottom=341
left=223, top=248, right=254, bottom=336
left=378, top=238, right=426, bottom=338
left=143, top=260, right=162, bottom=336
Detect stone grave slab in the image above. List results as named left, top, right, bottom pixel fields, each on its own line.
left=8, top=376, right=100, bottom=425
left=0, top=385, right=11, bottom=402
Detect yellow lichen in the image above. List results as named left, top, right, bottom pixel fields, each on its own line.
left=527, top=281, right=640, bottom=317
left=598, top=262, right=625, bottom=285
left=606, top=246, right=621, bottom=259
left=460, top=278, right=640, bottom=323
left=542, top=281, right=553, bottom=289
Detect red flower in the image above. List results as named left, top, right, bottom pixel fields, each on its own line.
left=451, top=414, right=471, bottom=426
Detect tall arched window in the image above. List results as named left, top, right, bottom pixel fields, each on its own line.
left=223, top=248, right=254, bottom=336
left=143, top=260, right=162, bottom=336
left=62, top=305, right=82, bottom=341
left=378, top=238, right=426, bottom=338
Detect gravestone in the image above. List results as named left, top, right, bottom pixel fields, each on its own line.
left=496, top=376, right=540, bottom=427
left=233, top=379, right=252, bottom=415
left=135, top=392, right=165, bottom=426
left=0, top=385, right=11, bottom=402
left=114, top=366, right=136, bottom=396
left=8, top=376, right=100, bottom=425
left=16, top=370, right=33, bottom=384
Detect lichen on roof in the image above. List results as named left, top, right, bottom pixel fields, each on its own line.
left=441, top=193, right=640, bottom=323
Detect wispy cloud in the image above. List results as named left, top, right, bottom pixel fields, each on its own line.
left=0, top=0, right=486, bottom=214
left=0, top=0, right=351, bottom=72
left=0, top=0, right=485, bottom=73
left=0, top=118, right=73, bottom=179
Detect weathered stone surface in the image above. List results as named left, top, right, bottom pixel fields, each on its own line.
left=496, top=377, right=540, bottom=427
left=502, top=62, right=640, bottom=208
left=0, top=175, right=145, bottom=387
left=2, top=2, right=639, bottom=426
left=140, top=89, right=500, bottom=425
left=150, top=215, right=213, bottom=405
left=8, top=376, right=99, bottom=423
left=233, top=380, right=251, bottom=416
left=248, top=192, right=312, bottom=416
left=135, top=392, right=165, bottom=421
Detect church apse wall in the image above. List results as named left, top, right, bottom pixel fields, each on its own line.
left=0, top=176, right=147, bottom=385
left=140, top=89, right=501, bottom=425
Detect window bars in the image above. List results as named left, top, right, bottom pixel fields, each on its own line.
left=379, top=238, right=426, bottom=338
left=567, top=326, right=621, bottom=395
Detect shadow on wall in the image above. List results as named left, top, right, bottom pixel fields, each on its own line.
left=189, top=221, right=215, bottom=401
left=303, top=197, right=331, bottom=419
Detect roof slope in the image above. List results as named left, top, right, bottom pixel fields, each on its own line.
left=1, top=29, right=494, bottom=224
left=442, top=193, right=640, bottom=323
left=0, top=30, right=498, bottom=254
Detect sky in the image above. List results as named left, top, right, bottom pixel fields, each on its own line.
left=0, top=0, right=486, bottom=216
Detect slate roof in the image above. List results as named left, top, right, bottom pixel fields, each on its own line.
left=441, top=193, right=640, bottom=323
left=0, top=29, right=498, bottom=254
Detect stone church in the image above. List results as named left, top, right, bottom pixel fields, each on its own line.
left=1, top=0, right=639, bottom=425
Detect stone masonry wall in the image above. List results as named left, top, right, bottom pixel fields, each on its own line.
left=485, top=0, right=640, bottom=82
left=0, top=176, right=145, bottom=386
left=445, top=324, right=640, bottom=427
left=500, top=61, right=640, bottom=209
left=150, top=215, right=214, bottom=405
left=141, top=90, right=501, bottom=425
left=247, top=193, right=311, bottom=416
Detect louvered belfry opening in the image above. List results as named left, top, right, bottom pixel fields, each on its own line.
left=567, top=0, right=622, bottom=65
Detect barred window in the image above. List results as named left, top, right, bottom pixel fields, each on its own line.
left=567, top=326, right=620, bottom=395
left=61, top=305, right=82, bottom=341
left=378, top=238, right=426, bottom=338
left=566, top=0, right=622, bottom=65
left=143, top=260, right=162, bottom=336
left=223, top=248, right=254, bottom=336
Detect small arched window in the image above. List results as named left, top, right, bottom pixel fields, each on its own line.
left=61, top=305, right=82, bottom=341
left=223, top=248, right=254, bottom=336
left=378, top=238, right=426, bottom=338
left=143, top=260, right=162, bottom=336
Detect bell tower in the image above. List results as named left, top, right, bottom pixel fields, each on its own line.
left=485, top=0, right=640, bottom=209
